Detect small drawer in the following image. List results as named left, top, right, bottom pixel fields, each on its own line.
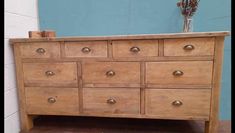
left=82, top=62, right=140, bottom=87
left=64, top=41, right=108, bottom=58
left=20, top=42, right=60, bottom=58
left=112, top=40, right=158, bottom=58
left=25, top=87, right=79, bottom=115
left=146, top=61, right=213, bottom=86
left=83, top=88, right=140, bottom=115
left=23, top=62, right=78, bottom=87
left=164, top=37, right=214, bottom=56
left=145, top=89, right=211, bottom=120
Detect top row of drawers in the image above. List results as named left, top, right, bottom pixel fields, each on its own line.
left=19, top=37, right=215, bottom=58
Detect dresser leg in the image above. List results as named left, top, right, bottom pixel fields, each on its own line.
left=205, top=120, right=219, bottom=133
left=20, top=113, right=34, bottom=132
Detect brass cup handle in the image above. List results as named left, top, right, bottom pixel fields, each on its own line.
left=36, top=48, right=46, bottom=53
left=107, top=98, right=116, bottom=104
left=45, top=71, right=55, bottom=76
left=130, top=47, right=140, bottom=53
left=106, top=70, right=115, bottom=77
left=172, top=100, right=183, bottom=106
left=183, top=45, right=194, bottom=50
left=173, top=70, right=184, bottom=76
left=81, top=47, right=91, bottom=53
left=48, top=97, right=56, bottom=103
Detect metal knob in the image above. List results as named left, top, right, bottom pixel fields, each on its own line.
left=130, top=46, right=140, bottom=53
left=107, top=98, right=116, bottom=104
left=36, top=48, right=46, bottom=53
left=173, top=70, right=184, bottom=76
left=172, top=100, right=183, bottom=106
left=45, top=71, right=55, bottom=76
left=183, top=45, right=194, bottom=51
left=48, top=97, right=56, bottom=103
left=81, top=47, right=91, bottom=53
left=106, top=70, right=115, bottom=77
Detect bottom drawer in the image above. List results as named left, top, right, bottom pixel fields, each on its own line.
left=83, top=88, right=140, bottom=115
left=145, top=89, right=211, bottom=120
left=25, top=87, right=79, bottom=115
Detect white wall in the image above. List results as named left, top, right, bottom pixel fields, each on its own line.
left=4, top=0, right=39, bottom=132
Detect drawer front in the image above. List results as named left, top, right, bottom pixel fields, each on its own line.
left=83, top=88, right=140, bottom=114
left=25, top=87, right=79, bottom=115
left=146, top=61, right=213, bottom=86
left=164, top=38, right=214, bottom=56
left=145, top=89, right=211, bottom=120
left=20, top=42, right=60, bottom=58
left=83, top=62, right=140, bottom=87
left=23, top=62, right=78, bottom=87
left=112, top=40, right=158, bottom=58
left=64, top=41, right=108, bottom=57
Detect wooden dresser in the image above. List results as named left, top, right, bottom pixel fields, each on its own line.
left=10, top=31, right=229, bottom=133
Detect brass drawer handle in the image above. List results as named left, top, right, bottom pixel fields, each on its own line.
left=36, top=48, right=46, bottom=53
left=48, top=97, right=56, bottom=103
left=106, top=70, right=115, bottom=77
left=81, top=47, right=91, bottom=53
left=183, top=45, right=194, bottom=51
left=107, top=98, right=116, bottom=104
left=45, top=71, right=55, bottom=76
left=173, top=70, right=184, bottom=76
left=172, top=100, right=183, bottom=106
left=130, top=46, right=140, bottom=53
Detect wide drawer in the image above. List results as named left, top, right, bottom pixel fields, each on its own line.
left=25, top=87, right=79, bottom=115
left=23, top=62, right=78, bottom=87
left=83, top=88, right=140, bottom=115
left=112, top=40, right=158, bottom=58
left=82, top=62, right=140, bottom=87
left=145, top=89, right=211, bottom=120
left=19, top=42, right=60, bottom=58
left=164, top=37, right=214, bottom=56
left=64, top=41, right=108, bottom=58
left=146, top=61, right=213, bottom=86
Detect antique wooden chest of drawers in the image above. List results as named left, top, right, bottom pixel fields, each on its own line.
left=10, top=31, right=229, bottom=133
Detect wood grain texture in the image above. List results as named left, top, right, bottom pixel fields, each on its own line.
left=19, top=42, right=60, bottom=58
left=82, top=88, right=140, bottom=115
left=63, top=41, right=108, bottom=58
left=145, top=89, right=211, bottom=120
left=25, top=87, right=79, bottom=115
left=112, top=40, right=158, bottom=58
left=146, top=61, right=213, bottom=86
left=164, top=37, right=215, bottom=56
left=23, top=62, right=78, bottom=87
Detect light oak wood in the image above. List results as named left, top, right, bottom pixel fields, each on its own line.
left=19, top=42, right=60, bottom=58
left=146, top=61, right=213, bottom=86
left=23, top=62, right=78, bottom=87
left=82, top=88, right=140, bottom=115
left=164, top=37, right=215, bottom=56
left=82, top=62, right=140, bottom=86
left=63, top=41, right=108, bottom=58
left=112, top=40, right=158, bottom=58
left=25, top=87, right=79, bottom=115
left=145, top=89, right=211, bottom=120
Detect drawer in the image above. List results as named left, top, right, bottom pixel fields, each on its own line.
left=25, top=87, right=79, bottom=115
left=145, top=89, right=211, bottom=120
left=146, top=61, right=213, bottom=86
left=112, top=40, right=158, bottom=58
left=64, top=41, right=108, bottom=58
left=23, top=62, right=78, bottom=87
left=164, top=37, right=214, bottom=56
left=83, top=88, right=140, bottom=115
left=83, top=62, right=140, bottom=87
left=20, top=42, right=60, bottom=58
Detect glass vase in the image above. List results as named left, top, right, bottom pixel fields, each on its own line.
left=183, top=17, right=193, bottom=32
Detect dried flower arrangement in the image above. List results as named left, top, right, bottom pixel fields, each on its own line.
left=177, top=0, right=200, bottom=32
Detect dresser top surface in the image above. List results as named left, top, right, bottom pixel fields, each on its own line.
left=10, top=31, right=229, bottom=43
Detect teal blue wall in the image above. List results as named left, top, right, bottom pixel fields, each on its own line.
left=38, top=0, right=231, bottom=120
